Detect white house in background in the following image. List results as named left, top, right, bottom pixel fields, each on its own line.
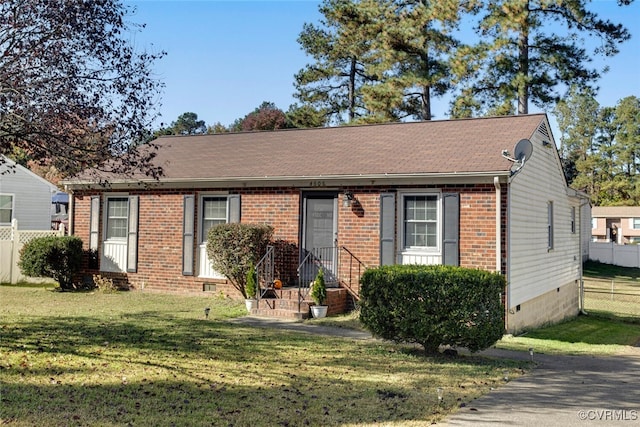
left=0, top=156, right=58, bottom=230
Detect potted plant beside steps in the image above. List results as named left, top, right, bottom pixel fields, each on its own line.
left=310, top=268, right=328, bottom=318
left=245, top=264, right=258, bottom=313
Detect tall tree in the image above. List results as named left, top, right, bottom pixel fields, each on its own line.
left=170, top=112, right=207, bottom=135
left=294, top=0, right=381, bottom=124
left=0, top=0, right=165, bottom=178
left=556, top=91, right=640, bottom=206
left=286, top=104, right=328, bottom=128
left=231, top=102, right=288, bottom=132
left=452, top=0, right=632, bottom=117
left=555, top=86, right=602, bottom=199
left=364, top=0, right=477, bottom=121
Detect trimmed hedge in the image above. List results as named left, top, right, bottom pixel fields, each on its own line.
left=18, top=236, right=84, bottom=290
left=359, top=264, right=505, bottom=353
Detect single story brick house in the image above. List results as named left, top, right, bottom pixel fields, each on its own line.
left=63, top=114, right=587, bottom=333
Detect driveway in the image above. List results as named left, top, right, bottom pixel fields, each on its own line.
left=442, top=347, right=640, bottom=426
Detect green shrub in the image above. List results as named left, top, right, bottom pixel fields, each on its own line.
left=206, top=223, right=273, bottom=298
left=310, top=268, right=327, bottom=305
left=18, top=236, right=84, bottom=290
left=359, top=264, right=505, bottom=353
left=245, top=264, right=257, bottom=299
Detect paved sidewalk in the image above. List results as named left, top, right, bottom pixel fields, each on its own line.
left=231, top=316, right=640, bottom=426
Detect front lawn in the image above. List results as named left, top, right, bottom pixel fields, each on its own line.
left=496, top=314, right=640, bottom=356
left=0, top=286, right=525, bottom=426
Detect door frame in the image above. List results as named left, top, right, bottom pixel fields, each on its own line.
left=300, top=191, right=339, bottom=273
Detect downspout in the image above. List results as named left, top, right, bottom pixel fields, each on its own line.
left=494, top=177, right=501, bottom=272
left=579, top=198, right=590, bottom=315
left=494, top=176, right=507, bottom=328
left=66, top=186, right=74, bottom=236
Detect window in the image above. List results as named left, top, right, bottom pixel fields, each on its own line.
left=0, top=194, right=13, bottom=224
left=592, top=218, right=597, bottom=230
left=633, top=218, right=640, bottom=230
left=571, top=207, right=576, bottom=234
left=201, top=197, right=227, bottom=242
left=106, top=197, right=129, bottom=239
left=547, top=201, right=554, bottom=250
left=403, top=194, right=438, bottom=249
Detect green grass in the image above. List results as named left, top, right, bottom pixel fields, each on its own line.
left=496, top=314, right=640, bottom=356
left=497, top=257, right=640, bottom=355
left=583, top=260, right=640, bottom=281
left=0, top=286, right=527, bottom=427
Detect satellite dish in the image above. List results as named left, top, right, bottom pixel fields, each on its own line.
left=513, top=139, right=533, bottom=164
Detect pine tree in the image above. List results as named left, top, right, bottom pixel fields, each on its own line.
left=452, top=0, right=631, bottom=117
left=294, top=0, right=382, bottom=124
left=364, top=0, right=476, bottom=121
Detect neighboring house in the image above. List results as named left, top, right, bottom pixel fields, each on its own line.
left=0, top=155, right=59, bottom=230
left=62, top=114, right=586, bottom=333
left=51, top=191, right=70, bottom=232
left=591, top=206, right=640, bottom=244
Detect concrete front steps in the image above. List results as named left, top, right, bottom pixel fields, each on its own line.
left=248, top=287, right=351, bottom=319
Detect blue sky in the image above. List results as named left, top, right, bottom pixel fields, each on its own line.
left=128, top=0, right=640, bottom=132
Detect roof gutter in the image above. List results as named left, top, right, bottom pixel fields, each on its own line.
left=63, top=170, right=512, bottom=191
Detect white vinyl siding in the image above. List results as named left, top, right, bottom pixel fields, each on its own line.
left=0, top=157, right=57, bottom=230
left=0, top=194, right=13, bottom=224
left=508, top=125, right=581, bottom=309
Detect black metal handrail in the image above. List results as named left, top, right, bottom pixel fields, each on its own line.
left=296, top=246, right=366, bottom=311
left=255, top=245, right=274, bottom=303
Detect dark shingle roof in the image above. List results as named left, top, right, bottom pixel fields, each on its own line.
left=70, top=114, right=548, bottom=184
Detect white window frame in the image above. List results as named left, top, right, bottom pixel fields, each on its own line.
left=547, top=201, right=554, bottom=251
left=398, top=191, right=442, bottom=255
left=0, top=193, right=14, bottom=225
left=197, top=194, right=230, bottom=279
left=632, top=218, right=640, bottom=230
left=104, top=196, right=129, bottom=240
left=199, top=195, right=229, bottom=244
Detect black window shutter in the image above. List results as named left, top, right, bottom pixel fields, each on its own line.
left=442, top=193, right=460, bottom=266
left=182, top=195, right=195, bottom=276
left=126, top=196, right=139, bottom=273
left=379, top=193, right=396, bottom=265
left=228, top=194, right=241, bottom=223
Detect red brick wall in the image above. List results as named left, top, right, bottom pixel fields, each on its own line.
left=71, top=184, right=505, bottom=295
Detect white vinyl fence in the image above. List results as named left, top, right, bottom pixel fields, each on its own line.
left=589, top=242, right=640, bottom=268
left=0, top=219, right=64, bottom=284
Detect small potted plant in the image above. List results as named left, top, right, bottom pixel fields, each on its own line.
left=245, top=263, right=258, bottom=313
left=310, top=268, right=328, bottom=318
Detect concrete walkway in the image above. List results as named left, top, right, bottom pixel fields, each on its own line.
left=231, top=316, right=640, bottom=426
